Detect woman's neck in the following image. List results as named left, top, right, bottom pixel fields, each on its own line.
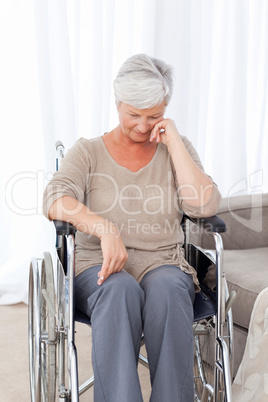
left=103, top=127, right=158, bottom=172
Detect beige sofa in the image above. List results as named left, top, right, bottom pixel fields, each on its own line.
left=192, top=192, right=268, bottom=377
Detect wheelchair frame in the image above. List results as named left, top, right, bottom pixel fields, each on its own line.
left=28, top=142, right=234, bottom=401
left=185, top=218, right=235, bottom=401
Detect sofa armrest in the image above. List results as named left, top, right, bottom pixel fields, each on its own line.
left=197, top=193, right=268, bottom=250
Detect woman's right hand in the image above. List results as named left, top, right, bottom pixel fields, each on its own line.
left=48, top=196, right=128, bottom=285
left=97, top=222, right=128, bottom=285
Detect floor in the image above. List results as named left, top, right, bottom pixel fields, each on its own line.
left=0, top=303, right=151, bottom=401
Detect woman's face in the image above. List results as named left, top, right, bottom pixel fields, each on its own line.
left=117, top=102, right=165, bottom=143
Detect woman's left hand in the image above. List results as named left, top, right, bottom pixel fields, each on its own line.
left=150, top=118, right=215, bottom=208
left=150, top=118, right=182, bottom=150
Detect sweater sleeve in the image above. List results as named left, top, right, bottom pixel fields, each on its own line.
left=176, top=136, right=222, bottom=218
left=42, top=138, right=92, bottom=220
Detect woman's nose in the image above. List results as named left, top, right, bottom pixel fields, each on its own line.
left=137, top=119, right=149, bottom=133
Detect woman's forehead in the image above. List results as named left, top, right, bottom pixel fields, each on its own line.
left=122, top=102, right=166, bottom=115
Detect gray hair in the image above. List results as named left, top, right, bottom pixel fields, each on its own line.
left=113, top=54, right=174, bottom=109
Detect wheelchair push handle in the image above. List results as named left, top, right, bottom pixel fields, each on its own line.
left=55, top=141, right=65, bottom=171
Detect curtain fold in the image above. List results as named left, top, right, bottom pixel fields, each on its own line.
left=1, top=0, right=267, bottom=304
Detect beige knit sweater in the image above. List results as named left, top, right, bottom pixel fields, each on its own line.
left=43, top=135, right=221, bottom=290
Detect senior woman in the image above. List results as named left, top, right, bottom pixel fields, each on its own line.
left=43, top=54, right=221, bottom=402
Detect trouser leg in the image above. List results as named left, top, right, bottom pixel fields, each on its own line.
left=140, top=265, right=195, bottom=402
left=75, top=266, right=144, bottom=402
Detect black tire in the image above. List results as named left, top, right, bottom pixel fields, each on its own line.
left=28, top=258, right=41, bottom=402
left=28, top=253, right=57, bottom=402
left=40, top=252, right=56, bottom=402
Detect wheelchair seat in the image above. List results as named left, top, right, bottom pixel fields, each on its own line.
left=74, top=290, right=217, bottom=328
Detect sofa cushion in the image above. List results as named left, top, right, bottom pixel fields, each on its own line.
left=223, top=247, right=268, bottom=330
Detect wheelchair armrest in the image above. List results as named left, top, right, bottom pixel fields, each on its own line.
left=184, top=214, right=226, bottom=233
left=53, top=220, right=76, bottom=235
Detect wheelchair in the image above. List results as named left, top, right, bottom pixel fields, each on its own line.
left=28, top=142, right=235, bottom=401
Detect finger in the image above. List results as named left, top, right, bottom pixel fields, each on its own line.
left=97, top=273, right=105, bottom=285
left=97, top=260, right=110, bottom=285
left=98, top=255, right=126, bottom=284
left=151, top=120, right=166, bottom=139
left=150, top=131, right=156, bottom=142
left=150, top=121, right=160, bottom=141
left=152, top=127, right=164, bottom=143
left=150, top=127, right=160, bottom=142
left=97, top=254, right=119, bottom=285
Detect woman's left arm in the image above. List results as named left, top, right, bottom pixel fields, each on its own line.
left=150, top=118, right=221, bottom=214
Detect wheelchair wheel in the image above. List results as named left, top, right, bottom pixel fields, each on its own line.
left=29, top=253, right=57, bottom=402
left=193, top=319, right=215, bottom=401
left=193, top=306, right=233, bottom=401
left=40, top=252, right=57, bottom=402
left=29, top=258, right=41, bottom=402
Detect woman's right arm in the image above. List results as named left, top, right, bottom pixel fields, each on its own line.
left=49, top=195, right=128, bottom=285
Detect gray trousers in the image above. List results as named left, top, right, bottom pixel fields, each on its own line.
left=75, top=265, right=195, bottom=402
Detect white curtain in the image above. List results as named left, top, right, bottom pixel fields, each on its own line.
left=1, top=0, right=267, bottom=304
